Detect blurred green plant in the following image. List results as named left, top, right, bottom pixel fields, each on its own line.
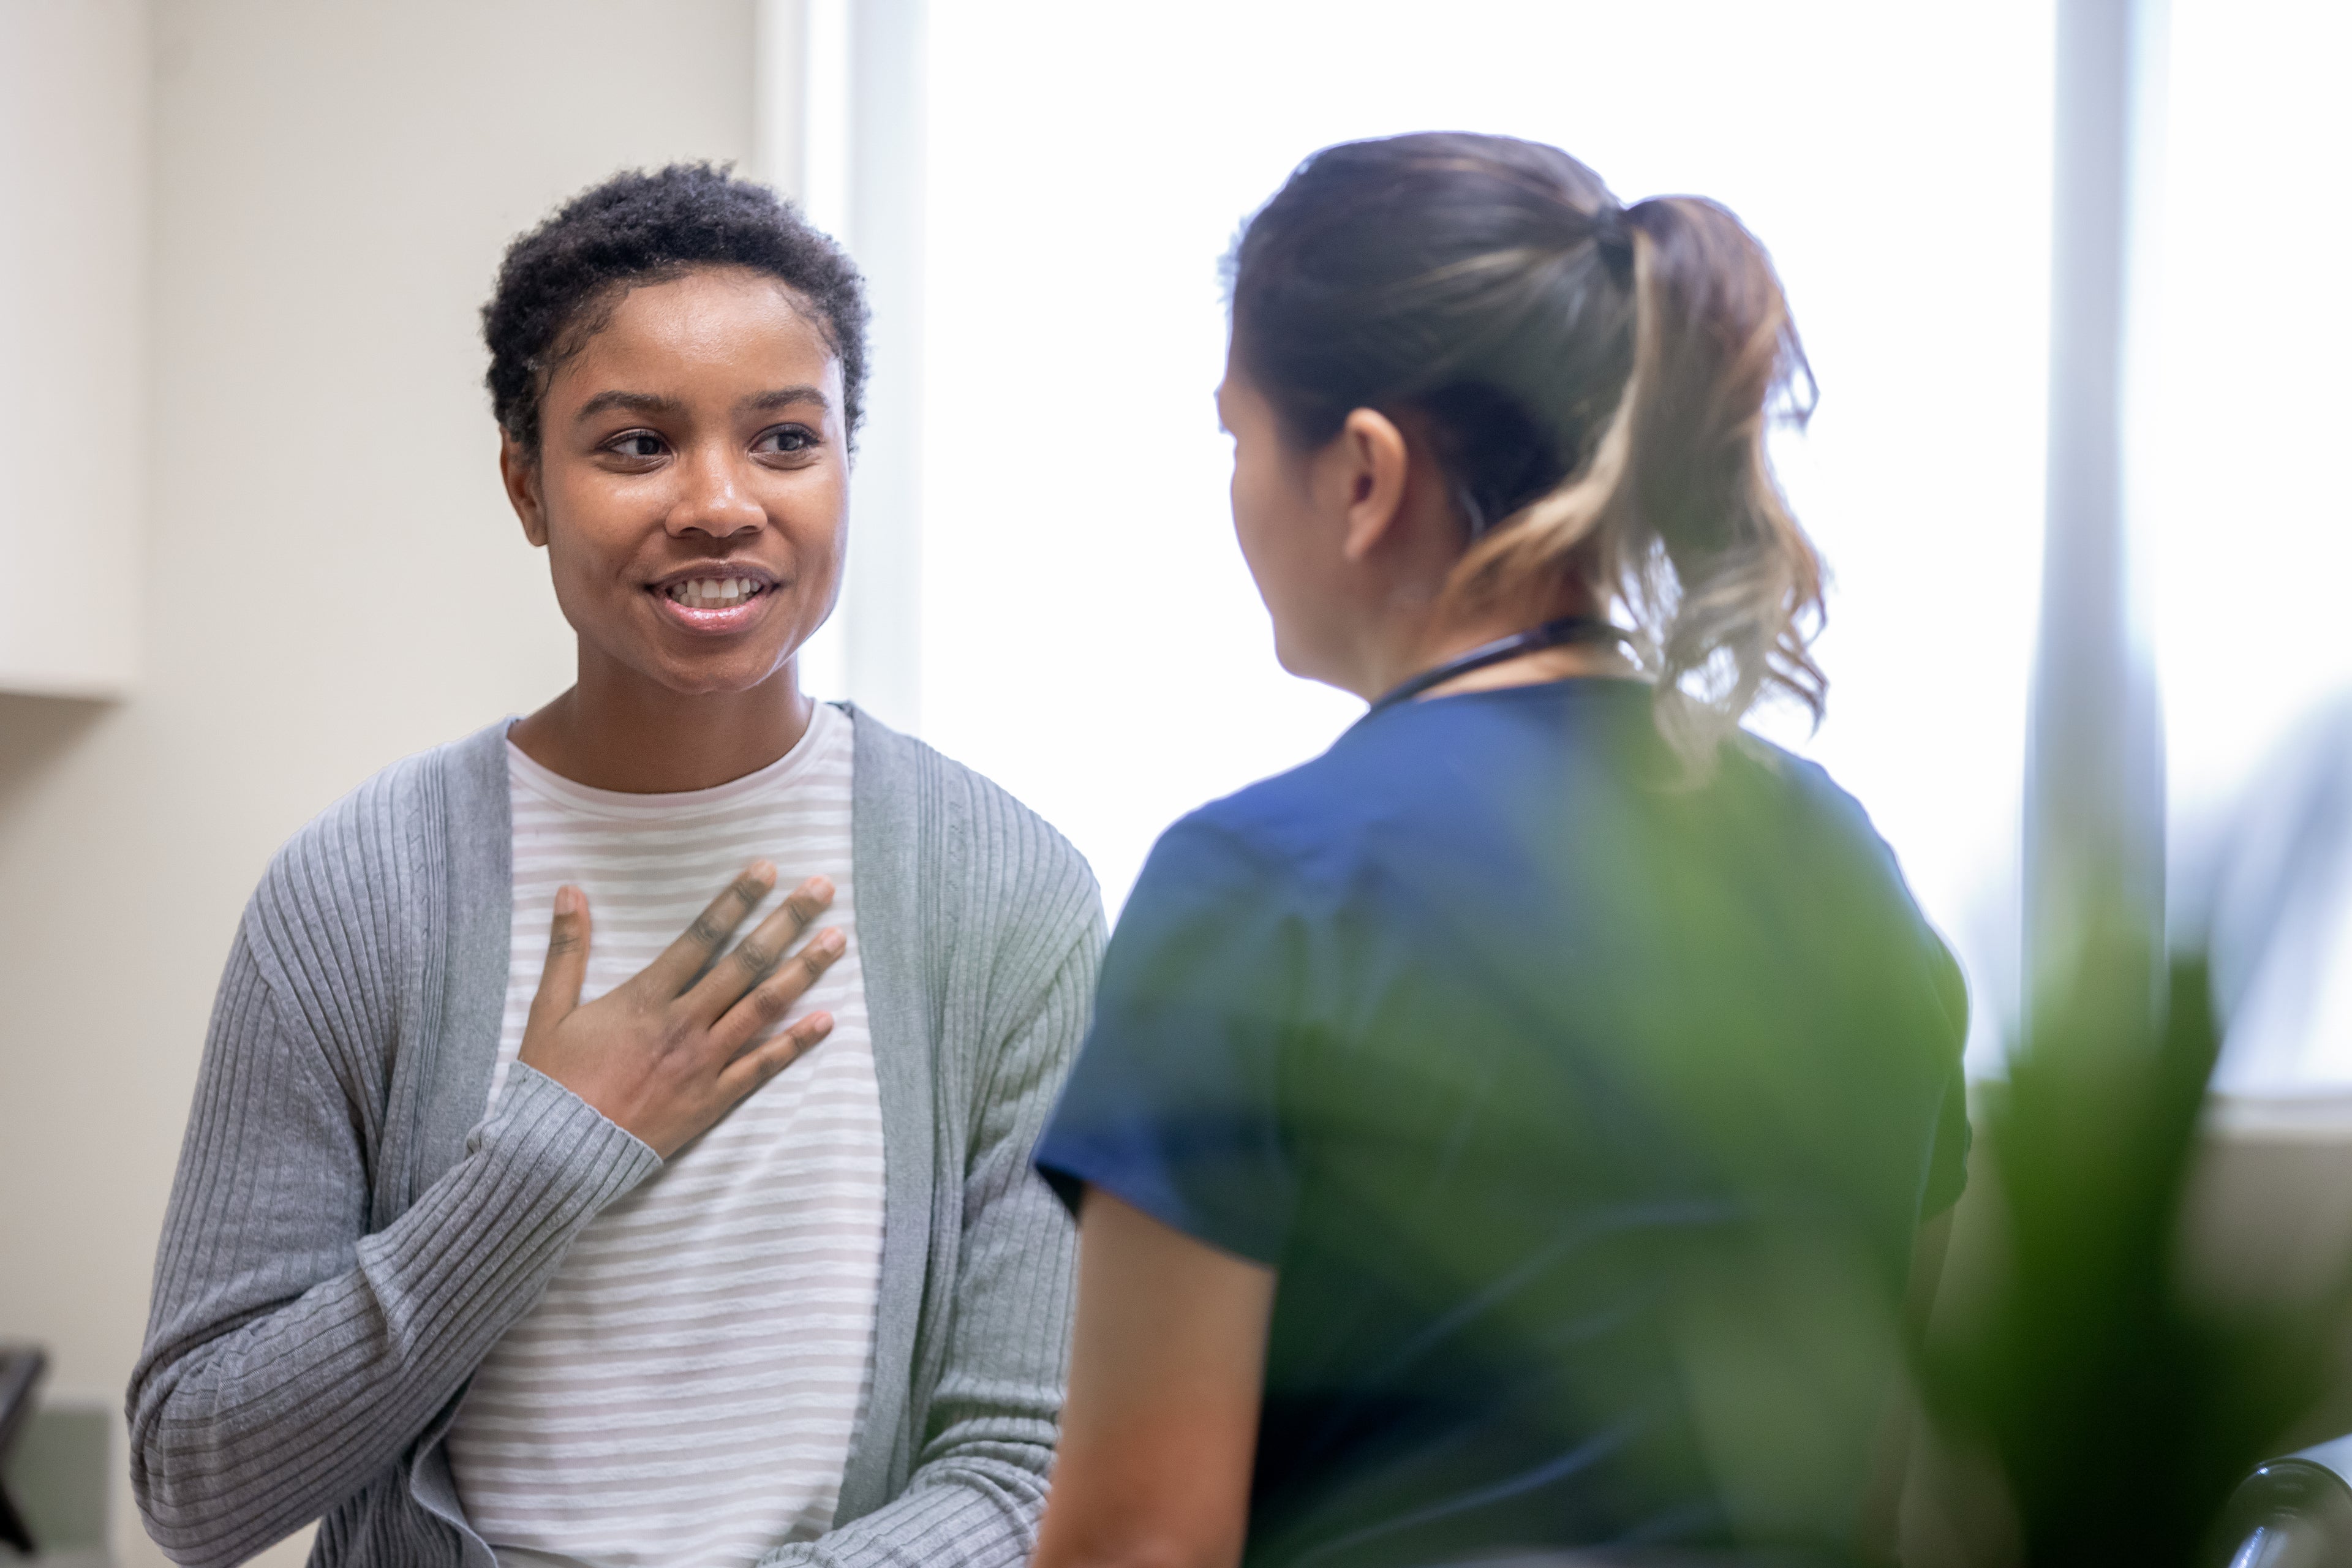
left=1913, top=931, right=2352, bottom=1567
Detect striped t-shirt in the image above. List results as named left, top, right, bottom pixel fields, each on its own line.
left=447, top=701, right=886, bottom=1568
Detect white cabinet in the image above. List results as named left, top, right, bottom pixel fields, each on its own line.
left=0, top=0, right=147, bottom=697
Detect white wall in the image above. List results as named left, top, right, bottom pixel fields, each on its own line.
left=0, top=2, right=760, bottom=1560
left=0, top=0, right=148, bottom=696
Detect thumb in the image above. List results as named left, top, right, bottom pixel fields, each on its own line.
left=527, top=884, right=592, bottom=1035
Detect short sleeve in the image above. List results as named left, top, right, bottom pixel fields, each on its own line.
left=1921, top=1065, right=1972, bottom=1217
left=1034, top=816, right=1302, bottom=1266
left=1920, top=927, right=1973, bottom=1217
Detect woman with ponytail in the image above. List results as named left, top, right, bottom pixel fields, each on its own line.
left=1031, top=134, right=1968, bottom=1568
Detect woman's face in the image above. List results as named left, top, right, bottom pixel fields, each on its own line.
left=505, top=265, right=847, bottom=698
left=1217, top=352, right=1354, bottom=687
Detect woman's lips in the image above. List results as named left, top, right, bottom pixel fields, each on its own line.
left=649, top=581, right=775, bottom=635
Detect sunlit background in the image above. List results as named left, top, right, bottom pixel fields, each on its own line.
left=916, top=2, right=2054, bottom=1079
left=2140, top=1, right=2352, bottom=1089
left=897, top=0, right=2348, bottom=1087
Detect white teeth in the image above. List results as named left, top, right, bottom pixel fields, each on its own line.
left=666, top=576, right=761, bottom=607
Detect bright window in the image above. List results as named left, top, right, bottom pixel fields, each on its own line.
left=916, top=1, right=2056, bottom=1069
left=2147, top=1, right=2352, bottom=1090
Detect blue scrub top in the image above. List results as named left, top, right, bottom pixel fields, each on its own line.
left=1036, top=677, right=1969, bottom=1568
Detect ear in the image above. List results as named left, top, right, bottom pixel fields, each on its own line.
left=500, top=432, right=549, bottom=548
left=1333, top=408, right=1410, bottom=564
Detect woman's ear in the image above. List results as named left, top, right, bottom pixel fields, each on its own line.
left=1333, top=407, right=1411, bottom=564
left=500, top=433, right=550, bottom=548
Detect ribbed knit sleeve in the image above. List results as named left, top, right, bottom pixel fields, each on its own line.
left=760, top=736, right=1106, bottom=1568
left=129, top=827, right=658, bottom=1568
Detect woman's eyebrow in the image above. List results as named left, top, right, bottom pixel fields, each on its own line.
left=575, top=390, right=682, bottom=422
left=741, top=385, right=831, bottom=414
left=572, top=386, right=829, bottom=422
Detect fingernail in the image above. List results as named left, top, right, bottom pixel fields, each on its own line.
left=556, top=886, right=581, bottom=916
left=807, top=876, right=834, bottom=901
left=750, top=859, right=777, bottom=883
left=817, top=929, right=845, bottom=954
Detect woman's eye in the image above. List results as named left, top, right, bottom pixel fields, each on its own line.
left=755, top=426, right=818, bottom=457
left=605, top=432, right=666, bottom=460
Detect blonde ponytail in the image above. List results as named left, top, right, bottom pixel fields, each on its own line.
left=1446, top=196, right=1825, bottom=772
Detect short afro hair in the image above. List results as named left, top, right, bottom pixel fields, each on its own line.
left=483, top=162, right=869, bottom=455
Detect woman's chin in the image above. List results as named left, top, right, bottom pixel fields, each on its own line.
left=1269, top=634, right=1338, bottom=690
left=624, top=595, right=815, bottom=698
left=629, top=644, right=801, bottom=700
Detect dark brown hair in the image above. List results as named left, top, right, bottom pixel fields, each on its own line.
left=484, top=163, right=868, bottom=456
left=1226, top=132, right=1825, bottom=761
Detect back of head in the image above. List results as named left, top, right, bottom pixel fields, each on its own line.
left=1226, top=132, right=1825, bottom=764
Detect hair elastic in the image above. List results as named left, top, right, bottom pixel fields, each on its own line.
left=1589, top=204, right=1635, bottom=274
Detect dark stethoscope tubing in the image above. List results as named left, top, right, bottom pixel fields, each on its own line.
left=1364, top=616, right=1631, bottom=717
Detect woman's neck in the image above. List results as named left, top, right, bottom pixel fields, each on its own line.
left=508, top=653, right=816, bottom=794
left=1359, top=592, right=1634, bottom=704
left=1406, top=636, right=1640, bottom=704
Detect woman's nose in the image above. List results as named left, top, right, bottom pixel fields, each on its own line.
left=667, top=451, right=766, bottom=540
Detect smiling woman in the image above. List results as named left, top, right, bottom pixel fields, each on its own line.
left=126, top=165, right=1102, bottom=1568
left=500, top=264, right=851, bottom=780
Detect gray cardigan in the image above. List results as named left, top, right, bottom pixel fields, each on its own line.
left=129, top=707, right=1104, bottom=1568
